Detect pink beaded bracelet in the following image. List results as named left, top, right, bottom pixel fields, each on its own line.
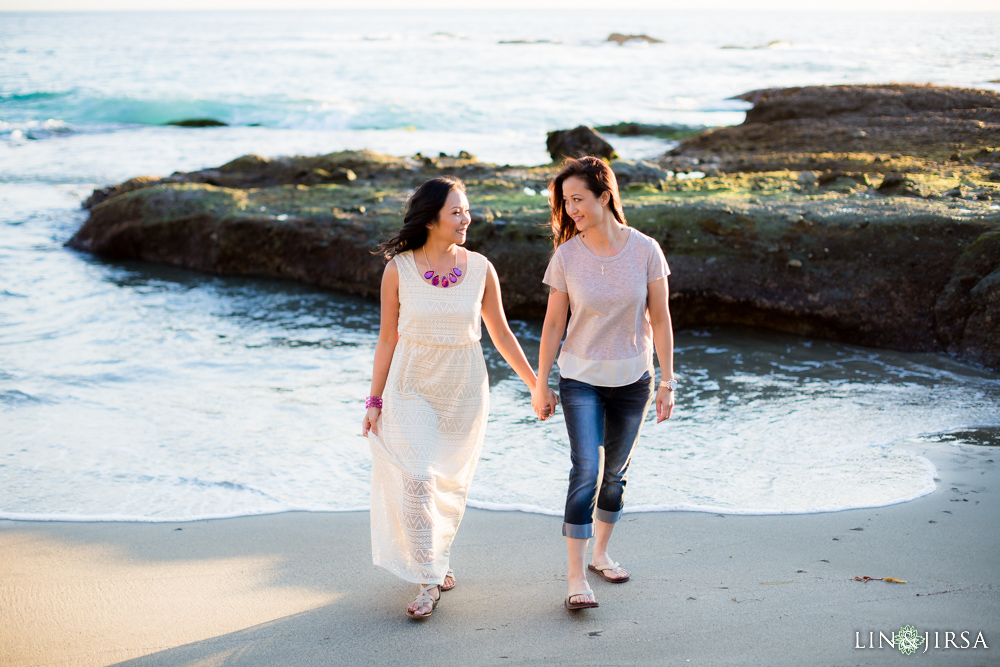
left=365, top=396, right=382, bottom=410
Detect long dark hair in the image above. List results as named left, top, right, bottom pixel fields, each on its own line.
left=548, top=156, right=627, bottom=249
left=376, top=176, right=466, bottom=260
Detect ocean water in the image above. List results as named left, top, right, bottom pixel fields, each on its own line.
left=2, top=10, right=999, bottom=522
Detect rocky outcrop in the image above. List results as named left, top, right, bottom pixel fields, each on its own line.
left=68, top=150, right=1000, bottom=369
left=546, top=126, right=616, bottom=162
left=82, top=150, right=488, bottom=210
left=594, top=122, right=704, bottom=140
left=738, top=85, right=998, bottom=126
left=68, top=84, right=1000, bottom=370
left=665, top=84, right=1000, bottom=175
left=934, top=231, right=1000, bottom=369
left=606, top=33, right=663, bottom=45
left=611, top=160, right=670, bottom=186
left=166, top=119, right=228, bottom=127
left=627, top=200, right=998, bottom=368
left=70, top=183, right=391, bottom=303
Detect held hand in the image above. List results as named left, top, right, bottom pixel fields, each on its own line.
left=655, top=386, right=675, bottom=423
left=544, top=387, right=560, bottom=420
left=530, top=385, right=547, bottom=420
left=532, top=385, right=559, bottom=421
left=362, top=407, right=381, bottom=437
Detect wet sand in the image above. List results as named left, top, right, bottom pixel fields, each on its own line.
left=2, top=440, right=997, bottom=667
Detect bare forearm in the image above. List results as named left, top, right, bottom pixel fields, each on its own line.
left=651, top=316, right=675, bottom=380
left=368, top=335, right=398, bottom=397
left=536, top=322, right=563, bottom=387
left=492, top=330, right=537, bottom=391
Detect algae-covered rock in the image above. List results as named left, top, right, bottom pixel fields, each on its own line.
left=876, top=172, right=926, bottom=197
left=68, top=84, right=1000, bottom=370
left=84, top=175, right=163, bottom=210
left=611, top=160, right=670, bottom=186
left=594, top=122, right=703, bottom=140
left=70, top=182, right=389, bottom=301
left=624, top=198, right=997, bottom=356
left=69, top=156, right=1000, bottom=369
left=667, top=84, right=1000, bottom=175
left=738, top=84, right=998, bottom=125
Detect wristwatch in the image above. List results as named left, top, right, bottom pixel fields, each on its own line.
left=659, top=379, right=677, bottom=391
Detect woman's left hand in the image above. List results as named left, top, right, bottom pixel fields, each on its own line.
left=362, top=407, right=381, bottom=437
left=655, top=386, right=675, bottom=423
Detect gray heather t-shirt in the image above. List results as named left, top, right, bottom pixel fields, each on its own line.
left=542, top=226, right=670, bottom=387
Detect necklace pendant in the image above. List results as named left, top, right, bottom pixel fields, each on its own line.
left=421, top=246, right=463, bottom=291
left=601, top=265, right=605, bottom=275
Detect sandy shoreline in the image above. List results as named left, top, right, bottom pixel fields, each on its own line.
left=2, top=440, right=997, bottom=667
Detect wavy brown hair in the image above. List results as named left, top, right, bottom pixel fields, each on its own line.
left=375, top=176, right=465, bottom=260
left=548, top=156, right=627, bottom=249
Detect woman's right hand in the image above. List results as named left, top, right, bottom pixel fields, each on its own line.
left=362, top=407, right=381, bottom=437
left=532, top=385, right=559, bottom=421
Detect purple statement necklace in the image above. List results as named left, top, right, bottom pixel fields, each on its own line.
left=422, top=246, right=462, bottom=288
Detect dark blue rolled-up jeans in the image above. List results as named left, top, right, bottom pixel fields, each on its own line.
left=559, top=371, right=655, bottom=539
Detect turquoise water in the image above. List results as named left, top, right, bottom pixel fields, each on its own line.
left=1, top=10, right=999, bottom=521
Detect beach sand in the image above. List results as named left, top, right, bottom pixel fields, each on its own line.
left=2, top=441, right=997, bottom=667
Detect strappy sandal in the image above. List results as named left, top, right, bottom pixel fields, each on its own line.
left=406, top=584, right=440, bottom=619
left=588, top=561, right=630, bottom=583
left=564, top=588, right=599, bottom=610
left=440, top=570, right=456, bottom=592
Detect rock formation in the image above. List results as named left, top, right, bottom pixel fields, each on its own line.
left=545, top=126, right=617, bottom=163
left=606, top=33, right=663, bottom=45
left=68, top=85, right=1000, bottom=370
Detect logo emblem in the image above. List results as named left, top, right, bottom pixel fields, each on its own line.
left=895, top=625, right=926, bottom=655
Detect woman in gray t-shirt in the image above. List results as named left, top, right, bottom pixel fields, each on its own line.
left=531, top=156, right=676, bottom=611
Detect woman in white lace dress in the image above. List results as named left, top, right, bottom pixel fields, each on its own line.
left=362, top=176, right=540, bottom=619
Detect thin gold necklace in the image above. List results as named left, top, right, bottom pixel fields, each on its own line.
left=582, top=224, right=622, bottom=275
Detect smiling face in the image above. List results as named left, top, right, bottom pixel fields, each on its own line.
left=427, top=188, right=471, bottom=245
left=562, top=175, right=610, bottom=232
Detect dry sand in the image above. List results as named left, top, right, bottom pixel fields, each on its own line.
left=2, top=440, right=997, bottom=667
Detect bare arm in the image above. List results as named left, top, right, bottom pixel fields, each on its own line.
left=481, top=261, right=537, bottom=392
left=647, top=276, right=675, bottom=423
left=363, top=259, right=400, bottom=437
left=532, top=286, right=569, bottom=420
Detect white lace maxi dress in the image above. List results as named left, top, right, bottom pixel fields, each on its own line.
left=368, top=249, right=490, bottom=585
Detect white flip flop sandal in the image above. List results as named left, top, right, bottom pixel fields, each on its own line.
left=588, top=561, right=630, bottom=583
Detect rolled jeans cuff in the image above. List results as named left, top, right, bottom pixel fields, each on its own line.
left=562, top=522, right=594, bottom=539
left=596, top=507, right=623, bottom=524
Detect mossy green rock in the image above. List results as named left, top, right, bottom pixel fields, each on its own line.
left=68, top=153, right=1000, bottom=369
left=66, top=81, right=1000, bottom=370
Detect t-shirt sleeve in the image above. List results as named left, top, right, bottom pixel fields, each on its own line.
left=542, top=247, right=568, bottom=292
left=646, top=236, right=670, bottom=282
